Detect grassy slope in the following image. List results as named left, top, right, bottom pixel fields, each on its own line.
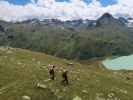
left=0, top=47, right=133, bottom=100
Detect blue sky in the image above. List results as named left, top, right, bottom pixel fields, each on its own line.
left=6, top=0, right=31, bottom=5
left=6, top=0, right=118, bottom=6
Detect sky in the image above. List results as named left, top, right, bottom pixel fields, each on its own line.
left=0, top=0, right=133, bottom=21
left=6, top=0, right=117, bottom=6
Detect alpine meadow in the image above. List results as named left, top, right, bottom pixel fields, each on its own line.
left=0, top=0, right=133, bottom=100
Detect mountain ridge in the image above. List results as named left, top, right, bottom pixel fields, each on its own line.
left=0, top=13, right=129, bottom=28
left=0, top=13, right=133, bottom=60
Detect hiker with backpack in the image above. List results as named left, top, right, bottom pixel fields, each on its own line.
left=48, top=64, right=55, bottom=80
left=62, top=69, right=69, bottom=85
left=47, top=64, right=69, bottom=85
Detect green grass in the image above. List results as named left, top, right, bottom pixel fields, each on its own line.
left=0, top=47, right=133, bottom=100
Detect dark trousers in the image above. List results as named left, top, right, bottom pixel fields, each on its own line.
left=50, top=73, right=54, bottom=80
left=62, top=77, right=68, bottom=85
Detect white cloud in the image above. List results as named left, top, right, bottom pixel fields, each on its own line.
left=0, top=0, right=132, bottom=21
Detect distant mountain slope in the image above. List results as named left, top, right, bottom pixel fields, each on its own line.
left=0, top=47, right=133, bottom=100
left=0, top=13, right=133, bottom=59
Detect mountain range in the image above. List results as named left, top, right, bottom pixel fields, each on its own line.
left=0, top=13, right=133, bottom=60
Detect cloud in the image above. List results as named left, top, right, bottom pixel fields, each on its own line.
left=0, top=0, right=132, bottom=22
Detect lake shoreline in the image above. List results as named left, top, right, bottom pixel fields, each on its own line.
left=102, top=54, right=133, bottom=70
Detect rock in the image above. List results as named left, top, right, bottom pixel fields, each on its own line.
left=95, top=79, right=100, bottom=83
left=76, top=78, right=80, bottom=81
left=40, top=66, right=46, bottom=70
left=67, top=63, right=74, bottom=66
left=95, top=93, right=105, bottom=100
left=72, top=96, right=82, bottom=100
left=57, top=95, right=63, bottom=99
left=114, top=97, right=120, bottom=100
left=58, top=70, right=62, bottom=73
left=82, top=90, right=88, bottom=94
left=6, top=50, right=13, bottom=54
left=63, top=88, right=66, bottom=92
left=0, top=91, right=3, bottom=94
left=37, top=83, right=47, bottom=89
left=108, top=92, right=115, bottom=98
left=17, top=62, right=22, bottom=65
left=4, top=56, right=7, bottom=58
left=44, top=79, right=51, bottom=82
left=32, top=58, right=36, bottom=61
left=119, top=89, right=127, bottom=94
left=115, top=87, right=128, bottom=94
left=22, top=95, right=31, bottom=100
left=37, top=61, right=41, bottom=65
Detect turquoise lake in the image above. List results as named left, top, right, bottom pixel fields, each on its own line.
left=103, top=55, right=133, bottom=70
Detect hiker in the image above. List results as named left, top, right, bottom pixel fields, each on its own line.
left=62, top=70, right=69, bottom=85
left=48, top=64, right=55, bottom=80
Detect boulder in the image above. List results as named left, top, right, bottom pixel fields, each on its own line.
left=37, top=83, right=47, bottom=89
left=72, top=96, right=82, bottom=100
left=22, top=95, right=31, bottom=100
